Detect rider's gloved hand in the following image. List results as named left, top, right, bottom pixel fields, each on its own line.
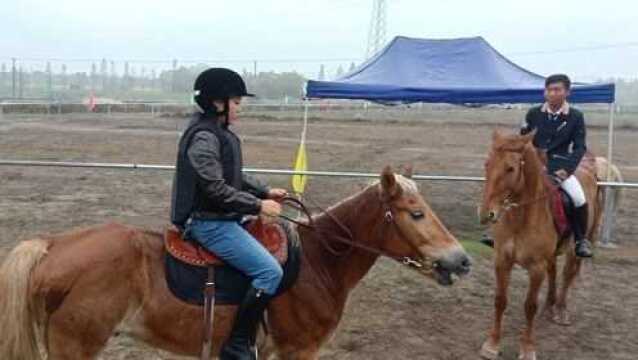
left=554, top=169, right=569, bottom=181
left=260, top=200, right=282, bottom=217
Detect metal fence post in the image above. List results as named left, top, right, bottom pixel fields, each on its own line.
left=600, top=187, right=618, bottom=248
left=600, top=102, right=617, bottom=247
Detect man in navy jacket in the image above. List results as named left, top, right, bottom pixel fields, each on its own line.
left=520, top=74, right=593, bottom=258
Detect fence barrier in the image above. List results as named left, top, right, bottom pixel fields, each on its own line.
left=0, top=159, right=636, bottom=188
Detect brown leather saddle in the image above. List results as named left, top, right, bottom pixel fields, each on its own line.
left=164, top=217, right=289, bottom=267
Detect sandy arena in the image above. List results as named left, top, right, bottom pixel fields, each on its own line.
left=1, top=108, right=637, bottom=359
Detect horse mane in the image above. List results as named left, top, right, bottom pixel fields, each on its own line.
left=309, top=173, right=419, bottom=252
left=365, top=174, right=419, bottom=195
left=521, top=142, right=546, bottom=191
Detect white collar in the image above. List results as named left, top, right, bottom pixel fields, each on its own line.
left=541, top=101, right=570, bottom=116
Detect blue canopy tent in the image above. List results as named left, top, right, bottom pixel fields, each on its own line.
left=302, top=36, right=618, bottom=244
left=303, top=36, right=617, bottom=182
left=305, top=36, right=615, bottom=104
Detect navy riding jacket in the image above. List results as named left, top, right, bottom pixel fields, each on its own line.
left=520, top=104, right=587, bottom=176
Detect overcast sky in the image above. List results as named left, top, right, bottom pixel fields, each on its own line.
left=4, top=0, right=637, bottom=80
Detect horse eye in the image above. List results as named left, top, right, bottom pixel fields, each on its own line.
left=410, top=211, right=425, bottom=220
left=506, top=166, right=515, bottom=173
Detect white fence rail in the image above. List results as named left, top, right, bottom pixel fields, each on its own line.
left=0, top=159, right=636, bottom=188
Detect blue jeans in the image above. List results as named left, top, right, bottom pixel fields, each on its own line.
left=187, top=219, right=283, bottom=295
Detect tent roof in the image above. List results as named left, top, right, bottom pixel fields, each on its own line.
left=306, top=36, right=615, bottom=104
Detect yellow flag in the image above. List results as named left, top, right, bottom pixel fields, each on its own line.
left=291, top=142, right=308, bottom=194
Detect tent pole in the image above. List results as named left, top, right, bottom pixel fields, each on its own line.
left=302, top=99, right=309, bottom=144
left=601, top=102, right=617, bottom=247
left=606, top=102, right=615, bottom=180
left=606, top=103, right=615, bottom=179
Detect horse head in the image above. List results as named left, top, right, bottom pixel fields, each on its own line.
left=480, top=129, right=536, bottom=225
left=376, top=166, right=471, bottom=286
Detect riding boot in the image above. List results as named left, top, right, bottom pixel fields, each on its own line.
left=219, top=286, right=272, bottom=360
left=572, top=205, right=593, bottom=258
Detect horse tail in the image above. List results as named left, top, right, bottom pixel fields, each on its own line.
left=0, top=238, right=50, bottom=360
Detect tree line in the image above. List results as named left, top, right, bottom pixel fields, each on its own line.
left=0, top=60, right=636, bottom=107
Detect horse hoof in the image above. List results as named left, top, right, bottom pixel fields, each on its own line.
left=518, top=351, right=537, bottom=360
left=553, top=310, right=572, bottom=326
left=542, top=306, right=555, bottom=321
left=480, top=341, right=500, bottom=360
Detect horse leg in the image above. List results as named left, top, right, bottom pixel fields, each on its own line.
left=554, top=252, right=582, bottom=326
left=45, top=284, right=131, bottom=359
left=481, top=258, right=514, bottom=360
left=542, top=257, right=557, bottom=320
left=518, top=264, right=546, bottom=360
left=46, top=307, right=116, bottom=360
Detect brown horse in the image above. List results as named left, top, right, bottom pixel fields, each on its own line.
left=478, top=131, right=603, bottom=360
left=0, top=166, right=471, bottom=360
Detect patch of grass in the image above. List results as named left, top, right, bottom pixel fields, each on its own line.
left=454, top=227, right=494, bottom=258
left=460, top=239, right=493, bottom=258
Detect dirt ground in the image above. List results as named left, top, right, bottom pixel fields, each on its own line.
left=1, top=109, right=637, bottom=359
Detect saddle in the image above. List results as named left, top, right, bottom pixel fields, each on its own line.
left=543, top=152, right=597, bottom=239
left=544, top=179, right=572, bottom=239
left=164, top=217, right=289, bottom=267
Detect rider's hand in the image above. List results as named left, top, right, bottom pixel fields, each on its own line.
left=268, top=188, right=288, bottom=200
left=554, top=169, right=569, bottom=181
left=260, top=200, right=282, bottom=217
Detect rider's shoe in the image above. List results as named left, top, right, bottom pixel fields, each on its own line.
left=219, top=286, right=272, bottom=360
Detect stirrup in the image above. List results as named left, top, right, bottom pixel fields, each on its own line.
left=575, top=239, right=593, bottom=258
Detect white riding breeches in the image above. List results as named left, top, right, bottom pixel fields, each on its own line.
left=561, top=175, right=587, bottom=207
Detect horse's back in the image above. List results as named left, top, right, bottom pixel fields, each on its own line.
left=575, top=153, right=598, bottom=184
left=574, top=154, right=605, bottom=243
left=575, top=152, right=601, bottom=205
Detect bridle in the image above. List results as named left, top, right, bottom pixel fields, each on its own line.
left=277, top=195, right=434, bottom=274
left=486, top=159, right=551, bottom=223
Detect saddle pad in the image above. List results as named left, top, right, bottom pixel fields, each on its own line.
left=165, top=218, right=288, bottom=267
left=546, top=182, right=571, bottom=238
left=164, top=219, right=302, bottom=305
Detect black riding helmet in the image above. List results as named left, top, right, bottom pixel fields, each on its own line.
left=193, top=68, right=254, bottom=117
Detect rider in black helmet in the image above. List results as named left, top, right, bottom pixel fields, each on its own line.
left=171, top=68, right=288, bottom=359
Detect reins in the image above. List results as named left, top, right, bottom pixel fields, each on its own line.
left=277, top=194, right=433, bottom=273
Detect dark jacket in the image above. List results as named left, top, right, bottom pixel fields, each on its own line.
left=520, top=104, right=587, bottom=175
left=170, top=114, right=270, bottom=228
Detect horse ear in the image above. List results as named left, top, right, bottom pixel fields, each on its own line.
left=402, top=164, right=414, bottom=179
left=492, top=129, right=505, bottom=144
left=381, top=166, right=400, bottom=198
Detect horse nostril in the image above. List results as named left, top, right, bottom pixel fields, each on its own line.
left=488, top=211, right=496, bottom=219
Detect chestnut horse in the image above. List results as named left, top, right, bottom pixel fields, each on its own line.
left=0, top=167, right=471, bottom=360
left=479, top=131, right=603, bottom=360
